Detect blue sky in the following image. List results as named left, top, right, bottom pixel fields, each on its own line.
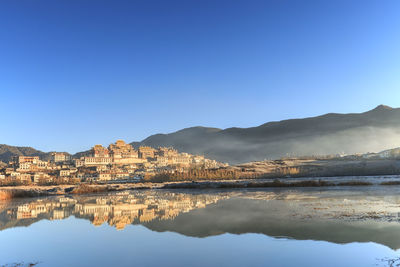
left=1, top=0, right=400, bottom=153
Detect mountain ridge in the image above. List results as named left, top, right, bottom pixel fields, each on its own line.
left=131, top=105, right=400, bottom=163
left=1, top=105, right=400, bottom=164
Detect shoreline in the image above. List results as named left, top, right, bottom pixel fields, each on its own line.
left=0, top=183, right=162, bottom=201
left=2, top=175, right=400, bottom=200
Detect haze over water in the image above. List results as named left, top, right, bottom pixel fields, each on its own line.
left=1, top=186, right=400, bottom=267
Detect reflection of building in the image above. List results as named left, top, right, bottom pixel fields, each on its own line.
left=139, top=209, right=156, bottom=222
left=5, top=191, right=227, bottom=230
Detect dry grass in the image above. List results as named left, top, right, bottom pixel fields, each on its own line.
left=0, top=189, right=48, bottom=200
left=163, top=179, right=377, bottom=189
left=0, top=262, right=39, bottom=267
left=68, top=184, right=115, bottom=195
left=0, top=190, right=12, bottom=200
left=380, top=181, right=400, bottom=186
left=336, top=181, right=373, bottom=186
left=164, top=180, right=335, bottom=189
left=246, top=180, right=334, bottom=188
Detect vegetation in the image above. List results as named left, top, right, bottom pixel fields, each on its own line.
left=0, top=179, right=25, bottom=187
left=337, top=181, right=373, bottom=186
left=247, top=179, right=334, bottom=187
left=380, top=181, right=400, bottom=186
left=0, top=177, right=83, bottom=187
left=0, top=189, right=49, bottom=200
left=163, top=179, right=376, bottom=189
left=68, top=184, right=115, bottom=194
left=144, top=168, right=264, bottom=183
left=0, top=262, right=39, bottom=267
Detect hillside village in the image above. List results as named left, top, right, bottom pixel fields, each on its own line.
left=2, top=138, right=400, bottom=186
left=0, top=140, right=227, bottom=185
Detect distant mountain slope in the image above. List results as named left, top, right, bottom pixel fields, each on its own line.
left=3, top=105, right=400, bottom=165
left=131, top=105, right=400, bottom=163
left=0, top=145, right=50, bottom=163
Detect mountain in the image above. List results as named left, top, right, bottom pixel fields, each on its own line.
left=0, top=145, right=51, bottom=163
left=2, top=105, right=400, bottom=165
left=131, top=105, right=400, bottom=164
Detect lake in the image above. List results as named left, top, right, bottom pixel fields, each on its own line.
left=1, top=186, right=400, bottom=267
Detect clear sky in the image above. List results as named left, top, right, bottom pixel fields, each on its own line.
left=1, top=0, right=400, bottom=153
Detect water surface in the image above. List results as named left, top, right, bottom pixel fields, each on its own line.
left=1, top=186, right=400, bottom=266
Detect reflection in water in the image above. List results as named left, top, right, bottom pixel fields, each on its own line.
left=1, top=187, right=400, bottom=266
left=0, top=191, right=228, bottom=231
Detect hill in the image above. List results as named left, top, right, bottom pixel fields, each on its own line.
left=0, top=145, right=51, bottom=163
left=2, top=105, right=400, bottom=165
left=131, top=105, right=400, bottom=163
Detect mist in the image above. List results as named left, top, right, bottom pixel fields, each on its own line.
left=139, top=106, right=400, bottom=164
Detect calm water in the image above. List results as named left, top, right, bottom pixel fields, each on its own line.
left=1, top=187, right=400, bottom=267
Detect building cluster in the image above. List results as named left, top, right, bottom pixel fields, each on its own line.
left=2, top=191, right=227, bottom=230
left=0, top=140, right=227, bottom=184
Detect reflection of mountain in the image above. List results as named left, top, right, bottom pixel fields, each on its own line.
left=143, top=198, right=400, bottom=250
left=2, top=189, right=400, bottom=250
